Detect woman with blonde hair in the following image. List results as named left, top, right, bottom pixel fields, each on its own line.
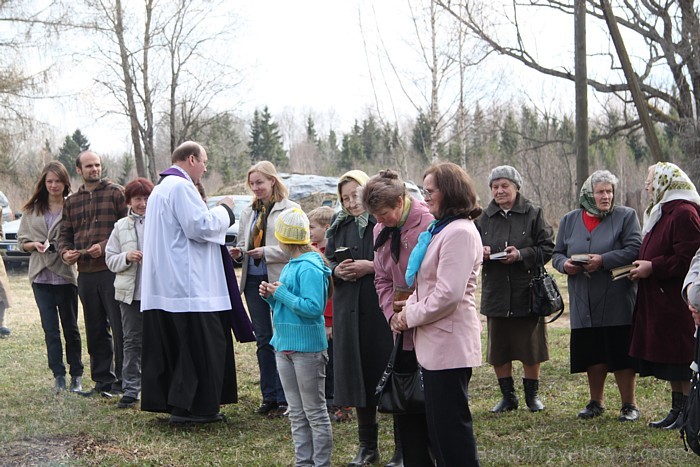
left=18, top=161, right=82, bottom=392
left=230, top=161, right=300, bottom=417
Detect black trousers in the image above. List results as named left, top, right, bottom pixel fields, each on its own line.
left=33, top=283, right=83, bottom=378
left=77, top=270, right=122, bottom=391
left=394, top=349, right=433, bottom=466
left=423, top=367, right=479, bottom=466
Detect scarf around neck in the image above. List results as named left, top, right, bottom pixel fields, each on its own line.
left=579, top=174, right=615, bottom=218
left=405, top=215, right=461, bottom=287
left=251, top=199, right=275, bottom=266
left=374, top=195, right=412, bottom=263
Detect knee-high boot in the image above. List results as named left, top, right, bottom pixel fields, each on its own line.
left=348, top=423, right=380, bottom=466
left=385, top=416, right=403, bottom=466
left=491, top=376, right=518, bottom=413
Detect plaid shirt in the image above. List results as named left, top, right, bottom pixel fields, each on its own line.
left=59, top=179, right=127, bottom=273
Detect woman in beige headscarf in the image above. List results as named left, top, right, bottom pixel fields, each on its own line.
left=629, top=162, right=700, bottom=430
left=325, top=170, right=395, bottom=466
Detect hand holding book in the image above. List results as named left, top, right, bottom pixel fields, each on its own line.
left=611, top=264, right=635, bottom=281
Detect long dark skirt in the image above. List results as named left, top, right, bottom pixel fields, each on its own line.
left=141, top=309, right=237, bottom=416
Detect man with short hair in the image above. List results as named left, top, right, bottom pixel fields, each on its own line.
left=59, top=151, right=127, bottom=396
left=140, top=141, right=238, bottom=423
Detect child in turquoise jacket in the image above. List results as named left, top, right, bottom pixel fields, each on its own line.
left=260, top=207, right=333, bottom=466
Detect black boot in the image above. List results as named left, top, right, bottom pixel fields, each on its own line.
left=665, top=394, right=688, bottom=430
left=649, top=391, right=683, bottom=428
left=385, top=418, right=403, bottom=467
left=523, top=378, right=545, bottom=412
left=348, top=423, right=380, bottom=466
left=491, top=377, right=518, bottom=413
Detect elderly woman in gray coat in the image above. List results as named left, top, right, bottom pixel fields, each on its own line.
left=476, top=165, right=554, bottom=413
left=552, top=170, right=642, bottom=422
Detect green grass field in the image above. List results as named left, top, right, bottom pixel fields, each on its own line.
left=0, top=266, right=696, bottom=465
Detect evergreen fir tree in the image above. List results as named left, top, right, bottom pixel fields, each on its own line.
left=248, top=106, right=286, bottom=168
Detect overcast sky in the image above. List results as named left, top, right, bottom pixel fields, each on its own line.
left=33, top=0, right=620, bottom=157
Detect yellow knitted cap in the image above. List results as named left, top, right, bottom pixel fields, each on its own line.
left=274, top=207, right=310, bottom=245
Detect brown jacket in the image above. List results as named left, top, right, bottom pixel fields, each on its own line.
left=59, top=179, right=127, bottom=273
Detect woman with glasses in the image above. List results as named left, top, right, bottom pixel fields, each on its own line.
left=475, top=165, right=554, bottom=414
left=629, top=162, right=700, bottom=430
left=325, top=170, right=394, bottom=466
left=391, top=162, right=483, bottom=466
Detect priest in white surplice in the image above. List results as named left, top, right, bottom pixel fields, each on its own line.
left=140, top=141, right=236, bottom=423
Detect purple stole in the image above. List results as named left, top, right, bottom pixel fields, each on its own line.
left=159, top=167, right=255, bottom=343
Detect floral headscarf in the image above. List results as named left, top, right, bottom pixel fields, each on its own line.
left=579, top=170, right=616, bottom=218
left=326, top=170, right=371, bottom=238
left=642, top=162, right=700, bottom=236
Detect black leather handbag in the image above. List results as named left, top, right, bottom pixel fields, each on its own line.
left=529, top=248, right=565, bottom=323
left=375, top=332, right=425, bottom=414
left=682, top=338, right=700, bottom=456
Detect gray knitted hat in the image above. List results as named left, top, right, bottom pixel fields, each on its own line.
left=488, top=165, right=523, bottom=189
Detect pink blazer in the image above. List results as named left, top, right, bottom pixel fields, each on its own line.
left=404, top=218, right=483, bottom=371
left=373, top=198, right=434, bottom=350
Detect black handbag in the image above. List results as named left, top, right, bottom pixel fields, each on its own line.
left=682, top=337, right=700, bottom=456
left=375, top=332, right=425, bottom=414
left=529, top=248, right=565, bottom=323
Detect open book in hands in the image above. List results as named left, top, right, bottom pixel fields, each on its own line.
left=610, top=264, right=635, bottom=281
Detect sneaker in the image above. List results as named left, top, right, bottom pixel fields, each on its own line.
left=0, top=326, right=10, bottom=338
left=618, top=403, right=640, bottom=422
left=330, top=406, right=353, bottom=423
left=117, top=396, right=139, bottom=409
left=267, top=404, right=289, bottom=418
left=578, top=400, right=605, bottom=419
left=256, top=400, right=278, bottom=415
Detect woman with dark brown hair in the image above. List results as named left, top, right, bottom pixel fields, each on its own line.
left=391, top=162, right=483, bottom=466
left=18, top=161, right=83, bottom=393
left=362, top=169, right=434, bottom=466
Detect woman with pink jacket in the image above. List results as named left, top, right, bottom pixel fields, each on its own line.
left=362, top=169, right=434, bottom=466
left=391, top=162, right=483, bottom=466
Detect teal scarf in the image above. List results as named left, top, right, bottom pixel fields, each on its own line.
left=405, top=216, right=459, bottom=287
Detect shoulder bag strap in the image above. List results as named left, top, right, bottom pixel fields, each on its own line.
left=375, top=332, right=403, bottom=395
